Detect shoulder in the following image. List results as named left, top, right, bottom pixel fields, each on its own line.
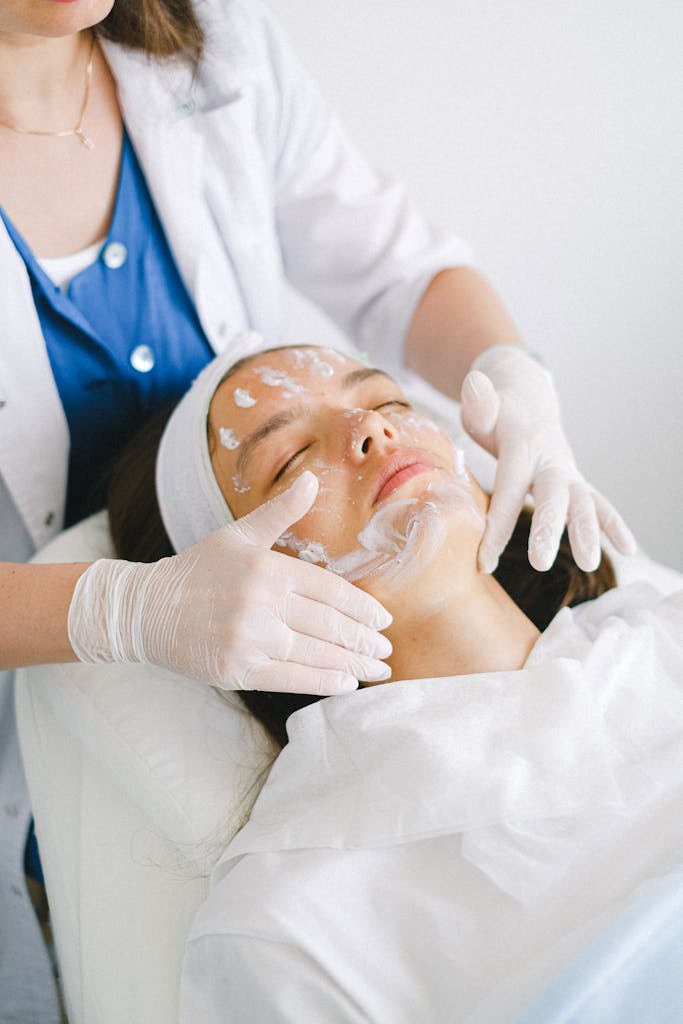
left=102, top=1, right=297, bottom=132
left=195, top=0, right=292, bottom=80
left=101, top=0, right=285, bottom=89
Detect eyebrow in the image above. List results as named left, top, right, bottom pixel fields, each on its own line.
left=234, top=367, right=395, bottom=480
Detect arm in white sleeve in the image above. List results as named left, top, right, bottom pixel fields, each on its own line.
left=252, top=1, right=473, bottom=369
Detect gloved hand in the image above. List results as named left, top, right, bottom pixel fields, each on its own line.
left=460, top=345, right=636, bottom=574
left=68, top=472, right=392, bottom=694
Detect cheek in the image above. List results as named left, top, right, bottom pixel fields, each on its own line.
left=467, top=472, right=490, bottom=517
left=277, top=467, right=364, bottom=559
left=210, top=447, right=254, bottom=518
left=384, top=409, right=453, bottom=457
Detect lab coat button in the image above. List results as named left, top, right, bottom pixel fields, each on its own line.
left=102, top=242, right=128, bottom=269
left=4, top=803, right=19, bottom=818
left=44, top=511, right=55, bottom=527
left=130, top=345, right=155, bottom=373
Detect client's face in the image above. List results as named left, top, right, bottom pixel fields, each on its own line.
left=208, top=347, right=488, bottom=592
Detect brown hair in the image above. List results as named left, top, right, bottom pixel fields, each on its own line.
left=108, top=399, right=616, bottom=751
left=96, top=0, right=204, bottom=68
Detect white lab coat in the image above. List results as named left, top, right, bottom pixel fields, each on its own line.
left=0, top=0, right=471, bottom=556
left=0, top=1, right=472, bottom=1017
left=180, top=583, right=683, bottom=1023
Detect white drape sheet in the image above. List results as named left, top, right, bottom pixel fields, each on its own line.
left=180, top=582, right=683, bottom=1022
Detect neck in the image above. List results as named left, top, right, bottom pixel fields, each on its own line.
left=368, top=545, right=540, bottom=684
left=0, top=31, right=91, bottom=128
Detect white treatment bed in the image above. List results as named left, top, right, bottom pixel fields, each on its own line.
left=15, top=424, right=683, bottom=1022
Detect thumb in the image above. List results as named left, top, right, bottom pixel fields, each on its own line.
left=232, top=470, right=319, bottom=548
left=460, top=370, right=501, bottom=446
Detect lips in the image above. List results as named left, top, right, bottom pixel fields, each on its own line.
left=373, top=451, right=438, bottom=505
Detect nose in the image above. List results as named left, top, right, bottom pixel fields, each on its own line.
left=346, top=409, right=397, bottom=460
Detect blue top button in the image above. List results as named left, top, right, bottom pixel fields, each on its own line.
left=0, top=130, right=212, bottom=527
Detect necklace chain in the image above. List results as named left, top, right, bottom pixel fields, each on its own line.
left=0, top=36, right=95, bottom=150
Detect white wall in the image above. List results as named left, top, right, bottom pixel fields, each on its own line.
left=270, top=0, right=683, bottom=570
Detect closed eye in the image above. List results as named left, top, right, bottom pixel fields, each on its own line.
left=374, top=400, right=412, bottom=411
left=273, top=445, right=311, bottom=483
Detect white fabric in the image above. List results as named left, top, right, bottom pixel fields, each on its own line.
left=0, top=0, right=472, bottom=556
left=157, top=330, right=275, bottom=551
left=2, top=2, right=472, bottom=1015
left=0, top=487, right=61, bottom=1021
left=16, top=511, right=277, bottom=1024
left=37, top=238, right=105, bottom=292
left=16, top=509, right=682, bottom=1023
left=180, top=583, right=683, bottom=1023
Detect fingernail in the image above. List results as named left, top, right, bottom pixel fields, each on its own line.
left=619, top=527, right=638, bottom=556
left=293, top=470, right=318, bottom=497
left=371, top=633, right=393, bottom=659
left=360, top=661, right=392, bottom=682
left=371, top=607, right=393, bottom=630
left=478, top=550, right=499, bottom=574
left=462, top=372, right=480, bottom=401
left=529, top=546, right=554, bottom=572
left=332, top=676, right=360, bottom=695
left=578, top=540, right=601, bottom=573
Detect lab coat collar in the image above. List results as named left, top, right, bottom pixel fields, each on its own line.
left=99, top=36, right=246, bottom=348
left=99, top=0, right=258, bottom=127
left=100, top=31, right=270, bottom=352
left=0, top=17, right=268, bottom=549
left=0, top=218, right=69, bottom=549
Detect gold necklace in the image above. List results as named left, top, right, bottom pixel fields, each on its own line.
left=0, top=36, right=96, bottom=150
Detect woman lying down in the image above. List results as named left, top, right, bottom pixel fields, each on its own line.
left=108, top=338, right=683, bottom=1024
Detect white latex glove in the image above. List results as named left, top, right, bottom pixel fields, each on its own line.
left=460, top=345, right=636, bottom=574
left=68, top=472, right=392, bottom=694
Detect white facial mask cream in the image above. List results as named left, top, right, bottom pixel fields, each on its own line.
left=233, top=388, right=257, bottom=408
left=289, top=348, right=336, bottom=377
left=278, top=450, right=484, bottom=587
left=252, top=366, right=304, bottom=395
left=219, top=427, right=240, bottom=450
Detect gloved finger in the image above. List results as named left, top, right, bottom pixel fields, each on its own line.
left=266, top=618, right=389, bottom=684
left=566, top=482, right=601, bottom=572
left=238, top=661, right=361, bottom=696
left=460, top=371, right=501, bottom=449
left=478, top=446, right=532, bottom=573
left=528, top=465, right=570, bottom=571
left=233, top=470, right=319, bottom=549
left=285, top=593, right=393, bottom=660
left=286, top=555, right=392, bottom=630
left=592, top=490, right=638, bottom=556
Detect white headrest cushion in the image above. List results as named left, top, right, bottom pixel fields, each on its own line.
left=30, top=511, right=277, bottom=869
left=156, top=329, right=292, bottom=553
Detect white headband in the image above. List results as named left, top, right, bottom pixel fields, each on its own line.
left=156, top=330, right=278, bottom=553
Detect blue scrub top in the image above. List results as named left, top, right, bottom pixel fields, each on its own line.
left=1, top=130, right=214, bottom=526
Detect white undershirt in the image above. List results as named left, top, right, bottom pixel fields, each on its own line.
left=38, top=238, right=106, bottom=292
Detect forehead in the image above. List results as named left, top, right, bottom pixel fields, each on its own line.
left=234, top=347, right=356, bottom=391
left=213, top=347, right=377, bottom=412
